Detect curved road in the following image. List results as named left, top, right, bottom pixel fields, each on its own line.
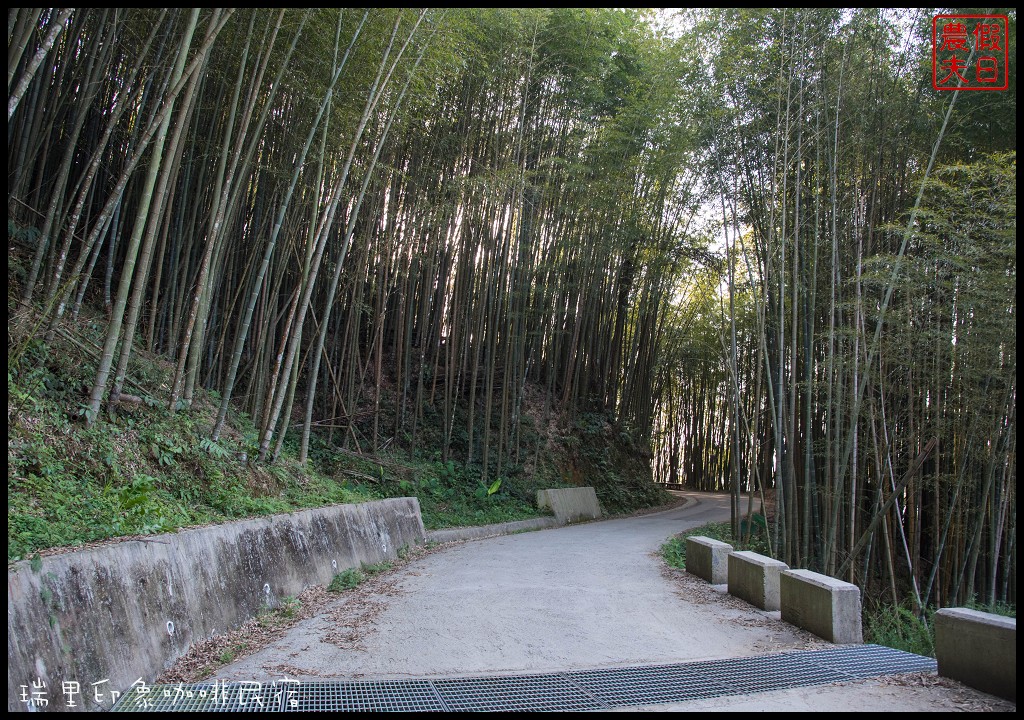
left=216, top=492, right=814, bottom=680
left=214, top=492, right=1012, bottom=711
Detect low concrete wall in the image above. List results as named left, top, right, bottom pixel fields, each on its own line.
left=685, top=536, right=732, bottom=585
left=780, top=569, right=862, bottom=644
left=536, top=487, right=602, bottom=523
left=7, top=498, right=425, bottom=712
left=426, top=517, right=560, bottom=544
left=728, top=551, right=788, bottom=611
left=935, top=608, right=1015, bottom=701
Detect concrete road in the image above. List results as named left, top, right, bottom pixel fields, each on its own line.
left=214, top=492, right=1014, bottom=712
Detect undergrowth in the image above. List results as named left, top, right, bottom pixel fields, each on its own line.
left=660, top=520, right=771, bottom=570
left=7, top=309, right=382, bottom=561
left=384, top=459, right=544, bottom=531
left=327, top=560, right=394, bottom=592
left=863, top=597, right=1016, bottom=658
left=256, top=595, right=303, bottom=630
left=556, top=412, right=672, bottom=514
left=863, top=602, right=935, bottom=657
left=8, top=264, right=667, bottom=562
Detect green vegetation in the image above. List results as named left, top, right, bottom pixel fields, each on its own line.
left=256, top=595, right=302, bottom=629
left=10, top=8, right=684, bottom=563
left=328, top=561, right=395, bottom=592
left=217, top=642, right=248, bottom=665
left=328, top=568, right=365, bottom=592
left=395, top=461, right=540, bottom=530
left=7, top=8, right=1015, bottom=615
left=864, top=600, right=1014, bottom=658
left=966, top=600, right=1016, bottom=619
left=7, top=321, right=376, bottom=560
left=8, top=288, right=666, bottom=561
left=660, top=520, right=770, bottom=571
left=863, top=602, right=935, bottom=658
left=650, top=9, right=1016, bottom=613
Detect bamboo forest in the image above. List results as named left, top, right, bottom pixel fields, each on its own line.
left=8, top=7, right=1016, bottom=621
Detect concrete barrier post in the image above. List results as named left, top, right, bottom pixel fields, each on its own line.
left=727, top=551, right=788, bottom=611
left=536, top=487, right=602, bottom=523
left=934, top=608, right=1015, bottom=701
left=780, top=569, right=862, bottom=643
left=685, top=536, right=732, bottom=585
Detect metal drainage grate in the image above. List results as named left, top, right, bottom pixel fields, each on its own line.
left=433, top=673, right=604, bottom=712
left=804, top=644, right=939, bottom=678
left=286, top=680, right=446, bottom=713
left=112, top=644, right=937, bottom=712
left=685, top=652, right=843, bottom=694
left=568, top=662, right=734, bottom=705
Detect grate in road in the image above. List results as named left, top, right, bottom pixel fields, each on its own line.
left=283, top=680, right=446, bottom=712
left=800, top=644, right=939, bottom=678
left=433, top=673, right=604, bottom=712
left=112, top=644, right=937, bottom=712
left=568, top=662, right=735, bottom=704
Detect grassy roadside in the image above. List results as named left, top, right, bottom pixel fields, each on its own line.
left=659, top=520, right=771, bottom=571
left=6, top=309, right=546, bottom=562
left=9, top=300, right=667, bottom=563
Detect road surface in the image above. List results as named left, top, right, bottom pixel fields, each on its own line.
left=210, top=492, right=1012, bottom=712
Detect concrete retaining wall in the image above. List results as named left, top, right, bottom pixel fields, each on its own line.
left=7, top=498, right=425, bottom=712
left=536, top=487, right=602, bottom=523
left=426, top=517, right=559, bottom=544
left=685, top=536, right=732, bottom=585
left=728, top=551, right=788, bottom=611
left=780, top=568, right=862, bottom=644
left=935, top=608, right=1015, bottom=701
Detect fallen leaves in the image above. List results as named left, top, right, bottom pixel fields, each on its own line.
left=157, top=544, right=438, bottom=684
